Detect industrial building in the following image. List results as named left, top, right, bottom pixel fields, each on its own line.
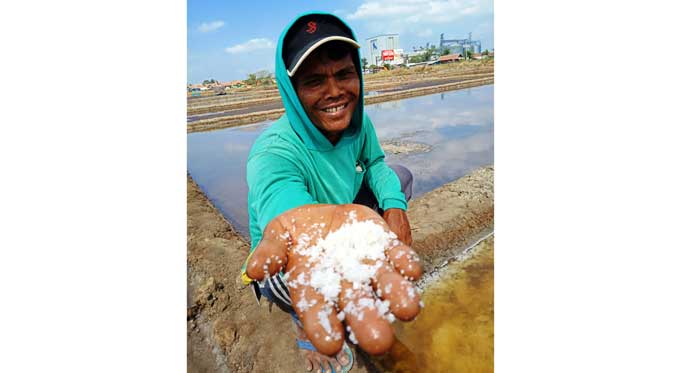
left=439, top=33, right=481, bottom=55
left=364, top=34, right=401, bottom=66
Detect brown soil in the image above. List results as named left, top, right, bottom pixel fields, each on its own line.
left=407, top=166, right=494, bottom=274
left=187, top=165, right=494, bottom=372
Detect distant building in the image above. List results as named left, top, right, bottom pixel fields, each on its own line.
left=438, top=53, right=464, bottom=64
left=365, top=34, right=400, bottom=66
left=440, top=33, right=481, bottom=55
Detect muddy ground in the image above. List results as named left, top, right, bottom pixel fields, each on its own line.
left=187, top=166, right=493, bottom=372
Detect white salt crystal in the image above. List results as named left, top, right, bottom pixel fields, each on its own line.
left=317, top=307, right=333, bottom=334
left=296, top=297, right=310, bottom=312
left=358, top=298, right=375, bottom=309
left=310, top=267, right=341, bottom=301
left=296, top=272, right=307, bottom=286
left=298, top=216, right=394, bottom=305
left=376, top=300, right=390, bottom=316
left=349, top=331, right=358, bottom=344
left=384, top=283, right=392, bottom=294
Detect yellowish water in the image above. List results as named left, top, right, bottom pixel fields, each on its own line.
left=375, top=237, right=494, bottom=373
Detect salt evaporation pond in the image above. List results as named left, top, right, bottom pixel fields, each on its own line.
left=187, top=84, right=493, bottom=237
left=371, top=236, right=494, bottom=372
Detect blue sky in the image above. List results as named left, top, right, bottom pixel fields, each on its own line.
left=187, top=0, right=493, bottom=84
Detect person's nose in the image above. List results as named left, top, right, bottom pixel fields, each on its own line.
left=325, top=76, right=342, bottom=99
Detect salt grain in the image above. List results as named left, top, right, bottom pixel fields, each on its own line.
left=296, top=215, right=396, bottom=305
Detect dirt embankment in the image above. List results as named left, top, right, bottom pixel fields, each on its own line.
left=187, top=77, right=493, bottom=133
left=408, top=166, right=494, bottom=274
left=187, top=60, right=494, bottom=114
left=187, top=166, right=494, bottom=372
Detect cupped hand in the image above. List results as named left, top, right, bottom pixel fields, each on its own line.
left=246, top=204, right=422, bottom=356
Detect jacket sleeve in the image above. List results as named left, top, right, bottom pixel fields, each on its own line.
left=361, top=115, right=408, bottom=211
left=247, top=151, right=316, bottom=237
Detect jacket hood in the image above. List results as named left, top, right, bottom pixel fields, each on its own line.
left=275, top=11, right=364, bottom=152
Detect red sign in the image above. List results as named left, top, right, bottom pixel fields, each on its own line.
left=381, top=49, right=395, bottom=61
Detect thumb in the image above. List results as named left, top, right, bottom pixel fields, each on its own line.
left=246, top=219, right=290, bottom=280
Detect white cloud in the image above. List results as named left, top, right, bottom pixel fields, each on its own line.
left=225, top=38, right=274, bottom=54
left=347, top=0, right=483, bottom=24
left=197, top=20, right=224, bottom=33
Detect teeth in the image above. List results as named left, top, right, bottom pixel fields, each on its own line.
left=323, top=104, right=346, bottom=113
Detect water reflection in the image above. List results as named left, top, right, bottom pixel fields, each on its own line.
left=366, top=85, right=493, bottom=196
left=187, top=84, right=493, bottom=237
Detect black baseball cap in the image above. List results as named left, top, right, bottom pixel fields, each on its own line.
left=282, top=14, right=361, bottom=77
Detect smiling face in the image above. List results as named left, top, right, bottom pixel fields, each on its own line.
left=293, top=44, right=360, bottom=145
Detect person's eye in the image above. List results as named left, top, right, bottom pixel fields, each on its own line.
left=337, top=70, right=355, bottom=80
left=303, top=77, right=322, bottom=87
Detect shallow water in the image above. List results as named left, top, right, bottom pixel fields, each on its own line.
left=374, top=236, right=494, bottom=372
left=187, top=84, right=493, bottom=237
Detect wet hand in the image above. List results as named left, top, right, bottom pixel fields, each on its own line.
left=383, top=208, right=412, bottom=246
left=246, top=204, right=423, bottom=356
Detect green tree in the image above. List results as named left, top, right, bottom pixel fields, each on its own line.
left=442, top=48, right=451, bottom=55
left=256, top=70, right=271, bottom=79
left=361, top=57, right=368, bottom=71
left=482, top=49, right=489, bottom=56
left=245, top=73, right=257, bottom=86
left=466, top=50, right=473, bottom=60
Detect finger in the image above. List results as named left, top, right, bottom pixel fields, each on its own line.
left=288, top=279, right=344, bottom=356
left=385, top=243, right=422, bottom=281
left=339, top=281, right=394, bottom=355
left=376, top=271, right=421, bottom=321
left=368, top=260, right=421, bottom=321
left=304, top=357, right=313, bottom=372
left=402, top=228, right=413, bottom=247
left=246, top=218, right=290, bottom=280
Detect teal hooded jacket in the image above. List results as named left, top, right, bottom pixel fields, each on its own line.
left=242, top=12, right=407, bottom=281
